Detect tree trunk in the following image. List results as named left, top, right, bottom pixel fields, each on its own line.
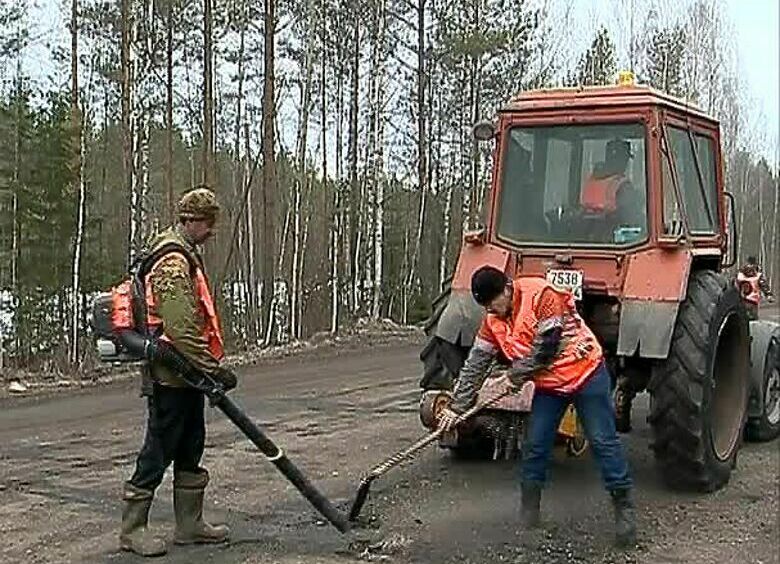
left=347, top=9, right=360, bottom=316
left=332, top=38, right=344, bottom=333
left=291, top=1, right=315, bottom=340
left=371, top=0, right=387, bottom=320
left=319, top=0, right=338, bottom=334
left=404, top=0, right=427, bottom=310
left=261, top=0, right=278, bottom=344
left=121, top=0, right=137, bottom=266
left=233, top=0, right=249, bottom=342
left=134, top=0, right=153, bottom=244
left=165, top=0, right=174, bottom=221
left=244, top=120, right=259, bottom=342
left=202, top=0, right=214, bottom=187
left=69, top=0, right=84, bottom=366
left=361, top=0, right=382, bottom=318
left=461, top=65, right=471, bottom=235
left=469, top=0, right=482, bottom=223
left=439, top=181, right=454, bottom=291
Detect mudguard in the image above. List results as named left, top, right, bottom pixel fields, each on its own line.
left=617, top=249, right=691, bottom=359
left=435, top=290, right=485, bottom=347
left=433, top=242, right=511, bottom=347
left=617, top=301, right=680, bottom=358
left=747, top=320, right=780, bottom=418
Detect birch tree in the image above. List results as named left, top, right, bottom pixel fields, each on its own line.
left=69, top=0, right=85, bottom=366
left=645, top=23, right=686, bottom=96
left=203, top=0, right=215, bottom=186
left=365, top=0, right=388, bottom=319
left=566, top=26, right=617, bottom=86
left=121, top=0, right=138, bottom=265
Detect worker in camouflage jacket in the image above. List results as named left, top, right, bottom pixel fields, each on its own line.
left=120, top=186, right=237, bottom=557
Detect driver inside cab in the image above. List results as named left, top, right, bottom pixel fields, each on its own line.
left=580, top=138, right=645, bottom=243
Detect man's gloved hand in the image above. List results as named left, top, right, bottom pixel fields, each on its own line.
left=437, top=406, right=462, bottom=432
left=212, top=366, right=238, bottom=391
left=506, top=360, right=538, bottom=387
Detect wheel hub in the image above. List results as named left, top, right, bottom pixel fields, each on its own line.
left=711, top=312, right=749, bottom=461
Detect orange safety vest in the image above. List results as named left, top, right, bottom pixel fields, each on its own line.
left=111, top=251, right=224, bottom=360
left=580, top=174, right=625, bottom=214
left=475, top=277, right=603, bottom=394
left=737, top=271, right=761, bottom=305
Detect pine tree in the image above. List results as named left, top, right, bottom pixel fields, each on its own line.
left=566, top=26, right=617, bottom=87
left=645, top=24, right=686, bottom=97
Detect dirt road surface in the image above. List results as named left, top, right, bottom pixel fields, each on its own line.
left=1, top=311, right=778, bottom=564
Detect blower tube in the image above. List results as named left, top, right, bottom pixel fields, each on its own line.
left=116, top=329, right=350, bottom=533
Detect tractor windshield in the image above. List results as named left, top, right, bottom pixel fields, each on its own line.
left=496, top=122, right=648, bottom=246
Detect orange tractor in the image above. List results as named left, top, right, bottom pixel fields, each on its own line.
left=419, top=74, right=780, bottom=491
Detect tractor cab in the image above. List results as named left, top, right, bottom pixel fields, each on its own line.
left=477, top=72, right=729, bottom=308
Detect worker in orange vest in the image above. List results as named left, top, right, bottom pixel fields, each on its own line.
left=438, top=266, right=636, bottom=548
left=580, top=138, right=643, bottom=230
left=737, top=255, right=775, bottom=320
left=120, top=187, right=236, bottom=556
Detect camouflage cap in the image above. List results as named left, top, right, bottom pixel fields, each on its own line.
left=177, top=186, right=220, bottom=221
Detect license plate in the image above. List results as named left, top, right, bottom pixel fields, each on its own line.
left=546, top=269, right=583, bottom=300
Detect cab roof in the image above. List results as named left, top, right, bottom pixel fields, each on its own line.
left=501, top=84, right=717, bottom=125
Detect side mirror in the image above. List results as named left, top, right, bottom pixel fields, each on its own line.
left=472, top=120, right=496, bottom=142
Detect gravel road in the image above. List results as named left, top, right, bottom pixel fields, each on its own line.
left=1, top=315, right=778, bottom=563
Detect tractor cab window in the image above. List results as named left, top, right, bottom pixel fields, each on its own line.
left=496, top=123, right=648, bottom=246
left=665, top=127, right=717, bottom=234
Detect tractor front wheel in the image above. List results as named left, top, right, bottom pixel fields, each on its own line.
left=648, top=270, right=750, bottom=492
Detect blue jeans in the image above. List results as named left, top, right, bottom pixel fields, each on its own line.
left=521, top=362, right=632, bottom=491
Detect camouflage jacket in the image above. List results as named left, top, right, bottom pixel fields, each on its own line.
left=143, top=225, right=221, bottom=390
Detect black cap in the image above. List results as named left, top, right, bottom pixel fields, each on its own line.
left=606, top=138, right=633, bottom=160
left=471, top=266, right=509, bottom=306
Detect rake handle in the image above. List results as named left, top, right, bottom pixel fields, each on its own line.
left=367, top=385, right=515, bottom=479
left=348, top=374, right=535, bottom=522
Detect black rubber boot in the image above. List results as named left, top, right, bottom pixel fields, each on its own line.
left=614, top=387, right=634, bottom=433
left=520, top=481, right=542, bottom=528
left=610, top=488, right=637, bottom=548
left=119, top=483, right=167, bottom=557
left=173, top=469, right=230, bottom=545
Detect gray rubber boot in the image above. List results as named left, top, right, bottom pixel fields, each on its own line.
left=119, top=483, right=167, bottom=557
left=173, top=469, right=230, bottom=545
left=610, top=488, right=637, bottom=548
left=520, top=481, right=542, bottom=528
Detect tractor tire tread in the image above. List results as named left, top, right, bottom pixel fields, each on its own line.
left=648, top=270, right=749, bottom=492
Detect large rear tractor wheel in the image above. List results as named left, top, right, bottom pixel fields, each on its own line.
left=648, top=270, right=750, bottom=492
